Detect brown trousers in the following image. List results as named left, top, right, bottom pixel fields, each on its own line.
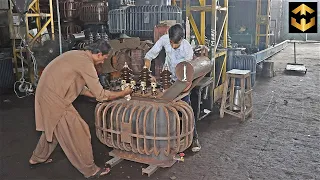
left=30, top=110, right=99, bottom=177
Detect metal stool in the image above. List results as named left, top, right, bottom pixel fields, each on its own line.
left=220, top=69, right=253, bottom=121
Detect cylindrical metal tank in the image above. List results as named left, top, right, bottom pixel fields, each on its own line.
left=175, top=56, right=212, bottom=82
left=95, top=98, right=194, bottom=167
left=108, top=5, right=182, bottom=40
left=80, top=1, right=108, bottom=24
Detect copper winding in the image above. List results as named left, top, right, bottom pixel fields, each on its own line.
left=95, top=98, right=194, bottom=160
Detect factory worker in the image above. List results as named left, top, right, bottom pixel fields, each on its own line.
left=144, top=23, right=201, bottom=152
left=28, top=40, right=132, bottom=178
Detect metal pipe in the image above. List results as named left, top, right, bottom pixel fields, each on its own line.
left=56, top=0, right=62, bottom=55
left=175, top=56, right=212, bottom=82
left=294, top=42, right=296, bottom=64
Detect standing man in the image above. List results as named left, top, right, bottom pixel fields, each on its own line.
left=144, top=23, right=201, bottom=152
left=28, top=40, right=132, bottom=178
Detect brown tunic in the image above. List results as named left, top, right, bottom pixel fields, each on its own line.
left=35, top=50, right=109, bottom=142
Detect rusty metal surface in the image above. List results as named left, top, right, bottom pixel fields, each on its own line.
left=59, top=0, right=82, bottom=21
left=154, top=23, right=171, bottom=42
left=160, top=80, right=189, bottom=100
left=109, top=38, right=151, bottom=75
left=159, top=56, right=213, bottom=101
left=80, top=1, right=108, bottom=24
left=175, top=56, right=212, bottom=82
left=61, top=22, right=82, bottom=37
left=95, top=99, right=194, bottom=165
left=109, top=149, right=177, bottom=168
left=130, top=49, right=145, bottom=75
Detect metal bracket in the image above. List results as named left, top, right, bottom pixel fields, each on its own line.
left=142, top=165, right=159, bottom=177
left=107, top=150, right=161, bottom=177
left=105, top=156, right=123, bottom=168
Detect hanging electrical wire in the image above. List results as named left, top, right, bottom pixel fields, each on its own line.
left=13, top=32, right=39, bottom=98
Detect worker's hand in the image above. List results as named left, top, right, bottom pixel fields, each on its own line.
left=123, top=86, right=133, bottom=96
left=149, top=75, right=156, bottom=83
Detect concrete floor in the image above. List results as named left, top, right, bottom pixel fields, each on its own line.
left=0, top=43, right=319, bottom=180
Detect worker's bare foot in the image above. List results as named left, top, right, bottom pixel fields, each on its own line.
left=87, top=167, right=111, bottom=179
left=29, top=158, right=53, bottom=165
left=29, top=158, right=53, bottom=169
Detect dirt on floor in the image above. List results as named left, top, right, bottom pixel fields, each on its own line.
left=0, top=43, right=319, bottom=180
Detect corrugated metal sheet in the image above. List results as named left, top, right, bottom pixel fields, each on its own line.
left=228, top=0, right=257, bottom=47
left=229, top=55, right=257, bottom=87
left=107, top=0, right=122, bottom=11
left=0, top=50, right=15, bottom=92
left=228, top=0, right=270, bottom=47
left=0, top=10, right=10, bottom=48
left=228, top=0, right=257, bottom=35
left=0, top=0, right=9, bottom=9
left=108, top=5, right=182, bottom=40
left=270, top=0, right=284, bottom=43
left=135, top=0, right=171, bottom=6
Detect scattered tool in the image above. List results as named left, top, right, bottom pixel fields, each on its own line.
left=285, top=42, right=307, bottom=74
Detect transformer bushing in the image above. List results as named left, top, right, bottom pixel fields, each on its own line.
left=120, top=62, right=133, bottom=83
left=160, top=65, right=172, bottom=91
left=139, top=66, right=151, bottom=94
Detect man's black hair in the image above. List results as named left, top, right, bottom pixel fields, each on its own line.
left=168, top=24, right=185, bottom=44
left=83, top=39, right=112, bottom=55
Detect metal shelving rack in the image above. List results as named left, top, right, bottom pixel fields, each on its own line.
left=171, top=0, right=229, bottom=120
left=185, top=0, right=229, bottom=104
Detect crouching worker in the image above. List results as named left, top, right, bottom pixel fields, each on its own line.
left=28, top=40, right=132, bottom=178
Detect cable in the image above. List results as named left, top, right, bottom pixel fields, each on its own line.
left=12, top=16, right=38, bottom=98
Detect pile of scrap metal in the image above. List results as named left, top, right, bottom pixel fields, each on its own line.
left=95, top=54, right=212, bottom=175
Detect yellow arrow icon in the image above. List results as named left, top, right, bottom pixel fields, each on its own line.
left=292, top=4, right=315, bottom=15
left=291, top=17, right=316, bottom=32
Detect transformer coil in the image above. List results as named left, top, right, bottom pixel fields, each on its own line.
left=95, top=98, right=194, bottom=166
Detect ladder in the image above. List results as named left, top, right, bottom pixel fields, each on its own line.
left=255, top=0, right=271, bottom=50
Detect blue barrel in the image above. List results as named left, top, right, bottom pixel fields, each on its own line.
left=232, top=55, right=256, bottom=87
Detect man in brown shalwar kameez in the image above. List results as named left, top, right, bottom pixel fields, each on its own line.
left=28, top=40, right=132, bottom=178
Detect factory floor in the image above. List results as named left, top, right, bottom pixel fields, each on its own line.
left=0, top=43, right=319, bottom=180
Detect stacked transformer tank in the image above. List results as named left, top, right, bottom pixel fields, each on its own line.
left=108, top=5, right=182, bottom=40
